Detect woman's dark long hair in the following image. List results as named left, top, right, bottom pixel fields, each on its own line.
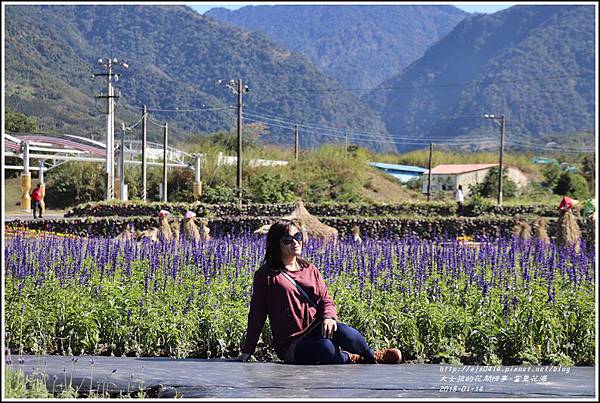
left=263, top=219, right=310, bottom=272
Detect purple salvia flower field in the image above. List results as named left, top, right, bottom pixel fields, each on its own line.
left=3, top=232, right=595, bottom=365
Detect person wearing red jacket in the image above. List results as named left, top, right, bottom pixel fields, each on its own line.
left=30, top=183, right=43, bottom=219
left=237, top=219, right=401, bottom=365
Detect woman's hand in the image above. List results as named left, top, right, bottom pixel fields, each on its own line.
left=321, top=318, right=337, bottom=339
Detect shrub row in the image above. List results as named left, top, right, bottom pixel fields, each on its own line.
left=65, top=201, right=560, bottom=219
left=6, top=215, right=590, bottom=241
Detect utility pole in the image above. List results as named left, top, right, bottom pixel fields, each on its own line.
left=215, top=79, right=249, bottom=206
left=294, top=124, right=299, bottom=161
left=237, top=79, right=243, bottom=201
left=93, top=58, right=128, bottom=200
left=141, top=105, right=147, bottom=202
left=498, top=114, right=506, bottom=207
left=483, top=114, right=506, bottom=206
left=193, top=154, right=202, bottom=200
left=20, top=141, right=31, bottom=212
left=39, top=160, right=46, bottom=216
left=427, top=142, right=433, bottom=201
left=162, top=122, right=168, bottom=203
left=344, top=131, right=349, bottom=157
left=120, top=122, right=126, bottom=201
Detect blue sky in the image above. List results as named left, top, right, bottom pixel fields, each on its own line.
left=188, top=3, right=516, bottom=15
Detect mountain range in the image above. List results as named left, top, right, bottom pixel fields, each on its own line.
left=207, top=4, right=596, bottom=153
left=205, top=5, right=467, bottom=90
left=4, top=5, right=596, bottom=154
left=367, top=5, right=596, bottom=152
left=4, top=5, right=394, bottom=151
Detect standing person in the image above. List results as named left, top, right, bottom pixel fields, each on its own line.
left=455, top=184, right=464, bottom=216
left=236, top=219, right=402, bottom=365
left=30, top=183, right=43, bottom=219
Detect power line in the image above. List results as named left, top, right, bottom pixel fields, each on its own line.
left=506, top=139, right=594, bottom=153
left=122, top=103, right=234, bottom=113
left=148, top=116, right=167, bottom=128
left=125, top=115, right=144, bottom=130
left=243, top=116, right=498, bottom=147
left=243, top=111, right=498, bottom=143
left=291, top=73, right=595, bottom=93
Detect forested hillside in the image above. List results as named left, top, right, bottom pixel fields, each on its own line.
left=5, top=5, right=394, bottom=151
left=206, top=5, right=467, bottom=90
left=367, top=5, right=595, bottom=153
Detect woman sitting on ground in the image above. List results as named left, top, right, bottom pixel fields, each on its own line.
left=237, top=219, right=401, bottom=365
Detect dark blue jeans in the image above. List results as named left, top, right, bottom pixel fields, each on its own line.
left=293, top=322, right=376, bottom=364
left=32, top=200, right=42, bottom=218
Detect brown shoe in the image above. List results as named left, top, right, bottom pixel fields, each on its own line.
left=373, top=348, right=402, bottom=364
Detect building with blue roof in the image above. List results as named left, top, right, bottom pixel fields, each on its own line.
left=368, top=162, right=428, bottom=183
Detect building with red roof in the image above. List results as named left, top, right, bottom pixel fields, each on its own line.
left=422, top=163, right=529, bottom=196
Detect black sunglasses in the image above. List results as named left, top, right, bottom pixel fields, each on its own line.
left=281, top=232, right=304, bottom=245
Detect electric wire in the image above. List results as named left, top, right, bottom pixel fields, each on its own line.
left=243, top=112, right=498, bottom=144
left=243, top=116, right=498, bottom=147
left=291, top=73, right=595, bottom=93
left=122, top=103, right=234, bottom=113
left=505, top=139, right=594, bottom=153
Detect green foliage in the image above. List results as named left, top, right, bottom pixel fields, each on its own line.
left=246, top=171, right=296, bottom=203
left=393, top=149, right=538, bottom=176
left=206, top=5, right=466, bottom=90
left=5, top=108, right=37, bottom=132
left=553, top=172, right=590, bottom=200
left=370, top=5, right=595, bottom=153
left=45, top=162, right=105, bottom=208
left=542, top=164, right=562, bottom=188
left=5, top=5, right=393, bottom=151
left=5, top=236, right=594, bottom=365
left=201, top=184, right=242, bottom=204
left=464, top=193, right=493, bottom=217
left=470, top=167, right=518, bottom=199
left=286, top=144, right=368, bottom=203
left=4, top=368, right=51, bottom=398
left=405, top=176, right=424, bottom=191
left=579, top=154, right=595, bottom=194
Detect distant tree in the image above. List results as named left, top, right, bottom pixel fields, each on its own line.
left=579, top=155, right=595, bottom=194
left=4, top=110, right=38, bottom=178
left=553, top=172, right=590, bottom=200
left=247, top=171, right=296, bottom=203
left=45, top=162, right=104, bottom=208
left=472, top=167, right=518, bottom=199
left=5, top=109, right=37, bottom=133
left=405, top=176, right=423, bottom=191
left=541, top=163, right=562, bottom=189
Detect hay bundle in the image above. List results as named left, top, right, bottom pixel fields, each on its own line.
left=183, top=218, right=211, bottom=242
left=584, top=213, right=595, bottom=248
left=115, top=223, right=136, bottom=242
left=159, top=215, right=173, bottom=242
left=170, top=219, right=180, bottom=242
left=512, top=219, right=532, bottom=241
left=253, top=200, right=338, bottom=241
left=534, top=218, right=551, bottom=246
left=183, top=217, right=201, bottom=242
left=557, top=209, right=581, bottom=252
left=136, top=227, right=159, bottom=242
left=351, top=225, right=362, bottom=243
left=199, top=218, right=211, bottom=241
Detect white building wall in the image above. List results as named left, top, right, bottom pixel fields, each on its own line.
left=422, top=167, right=528, bottom=196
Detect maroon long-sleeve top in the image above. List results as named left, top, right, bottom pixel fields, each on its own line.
left=241, top=263, right=338, bottom=360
